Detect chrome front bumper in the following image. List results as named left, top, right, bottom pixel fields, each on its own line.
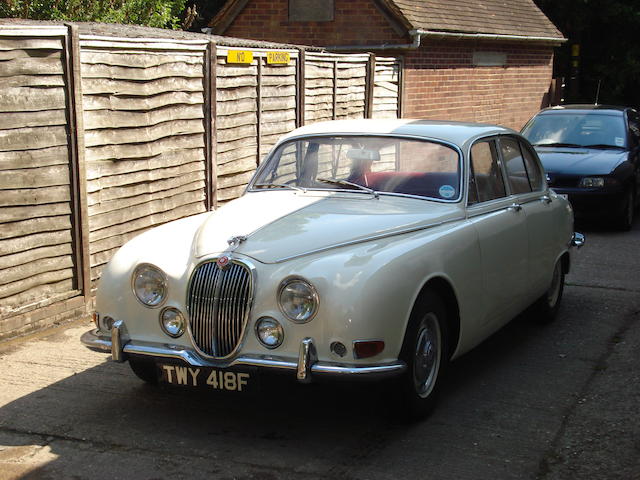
left=81, top=324, right=406, bottom=383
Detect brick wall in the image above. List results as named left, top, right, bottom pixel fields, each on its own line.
left=0, top=296, right=90, bottom=341
left=223, top=3, right=555, bottom=130
left=402, top=40, right=554, bottom=130
left=223, top=0, right=405, bottom=46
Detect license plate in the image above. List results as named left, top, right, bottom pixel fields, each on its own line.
left=158, top=363, right=255, bottom=393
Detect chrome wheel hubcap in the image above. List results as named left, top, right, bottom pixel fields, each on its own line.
left=413, top=313, right=441, bottom=398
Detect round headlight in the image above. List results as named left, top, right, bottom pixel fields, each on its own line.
left=160, top=307, right=185, bottom=338
left=132, top=264, right=167, bottom=307
left=255, top=317, right=284, bottom=349
left=278, top=278, right=318, bottom=323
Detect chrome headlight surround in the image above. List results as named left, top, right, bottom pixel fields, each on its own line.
left=159, top=307, right=185, bottom=338
left=277, top=277, right=319, bottom=323
left=132, top=263, right=167, bottom=308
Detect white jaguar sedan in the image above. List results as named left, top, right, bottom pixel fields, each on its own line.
left=82, top=119, right=584, bottom=418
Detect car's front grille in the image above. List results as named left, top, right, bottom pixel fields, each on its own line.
left=186, top=260, right=253, bottom=358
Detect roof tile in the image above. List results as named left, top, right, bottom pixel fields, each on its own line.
left=391, top=0, right=564, bottom=39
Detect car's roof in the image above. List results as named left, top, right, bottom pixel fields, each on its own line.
left=279, top=119, right=516, bottom=148
left=537, top=104, right=630, bottom=115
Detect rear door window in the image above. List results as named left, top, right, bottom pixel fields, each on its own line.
left=520, top=141, right=544, bottom=191
left=469, top=139, right=506, bottom=204
left=500, top=137, right=532, bottom=194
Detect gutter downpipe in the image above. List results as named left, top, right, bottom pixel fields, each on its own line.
left=327, top=29, right=566, bottom=51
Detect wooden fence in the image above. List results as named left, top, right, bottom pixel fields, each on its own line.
left=0, top=22, right=402, bottom=340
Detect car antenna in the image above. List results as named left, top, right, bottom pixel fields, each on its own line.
left=594, top=79, right=602, bottom=105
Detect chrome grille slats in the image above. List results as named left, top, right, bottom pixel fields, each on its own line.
left=236, top=266, right=247, bottom=349
left=187, top=260, right=252, bottom=358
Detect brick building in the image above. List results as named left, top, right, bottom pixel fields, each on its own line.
left=209, top=0, right=565, bottom=129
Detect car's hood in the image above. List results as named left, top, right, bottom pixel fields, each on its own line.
left=535, top=147, right=627, bottom=175
left=195, top=190, right=463, bottom=263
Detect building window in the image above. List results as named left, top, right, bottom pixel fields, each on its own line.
left=289, top=0, right=334, bottom=22
left=472, top=51, right=507, bottom=67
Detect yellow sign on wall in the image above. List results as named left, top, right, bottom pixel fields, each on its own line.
left=227, top=50, right=253, bottom=64
left=266, top=51, right=291, bottom=65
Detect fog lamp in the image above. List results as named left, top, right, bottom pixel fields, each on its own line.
left=102, top=316, right=114, bottom=331
left=256, top=317, right=284, bottom=349
left=330, top=341, right=347, bottom=357
left=160, top=307, right=185, bottom=338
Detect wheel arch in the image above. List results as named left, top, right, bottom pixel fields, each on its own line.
left=411, top=276, right=461, bottom=361
left=560, top=250, right=571, bottom=275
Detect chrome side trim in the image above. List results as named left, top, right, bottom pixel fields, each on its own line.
left=80, top=329, right=406, bottom=380
left=571, top=232, right=585, bottom=249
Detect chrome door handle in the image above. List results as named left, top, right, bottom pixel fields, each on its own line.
left=508, top=203, right=522, bottom=212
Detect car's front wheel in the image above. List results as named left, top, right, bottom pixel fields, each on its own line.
left=397, top=291, right=448, bottom=420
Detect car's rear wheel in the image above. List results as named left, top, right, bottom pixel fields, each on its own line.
left=129, top=358, right=159, bottom=384
left=533, top=259, right=564, bottom=324
left=397, top=290, right=448, bottom=420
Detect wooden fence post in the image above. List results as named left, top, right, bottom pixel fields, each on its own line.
left=366, top=53, right=376, bottom=118
left=297, top=48, right=306, bottom=127
left=332, top=60, right=338, bottom=120
left=256, top=55, right=262, bottom=167
left=205, top=40, right=218, bottom=210
left=398, top=56, right=405, bottom=119
left=64, top=24, right=91, bottom=299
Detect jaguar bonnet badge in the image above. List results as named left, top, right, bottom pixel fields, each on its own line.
left=216, top=255, right=231, bottom=270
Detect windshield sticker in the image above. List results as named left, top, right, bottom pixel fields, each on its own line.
left=439, top=185, right=456, bottom=199
left=615, top=137, right=624, bottom=147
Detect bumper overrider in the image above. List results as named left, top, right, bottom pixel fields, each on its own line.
left=81, top=321, right=406, bottom=384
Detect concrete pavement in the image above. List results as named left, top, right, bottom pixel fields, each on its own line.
left=0, top=219, right=639, bottom=480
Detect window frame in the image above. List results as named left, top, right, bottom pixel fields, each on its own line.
left=467, top=136, right=508, bottom=206
left=467, top=134, right=547, bottom=207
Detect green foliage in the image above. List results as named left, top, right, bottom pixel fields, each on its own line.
left=535, top=0, right=640, bottom=108
left=0, top=0, right=187, bottom=29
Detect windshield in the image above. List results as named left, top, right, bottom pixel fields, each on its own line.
left=251, top=135, right=461, bottom=201
left=522, top=112, right=627, bottom=149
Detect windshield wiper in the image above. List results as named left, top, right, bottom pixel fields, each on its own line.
left=583, top=144, right=625, bottom=150
left=254, top=182, right=306, bottom=192
left=533, top=142, right=584, bottom=148
left=316, top=177, right=379, bottom=197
